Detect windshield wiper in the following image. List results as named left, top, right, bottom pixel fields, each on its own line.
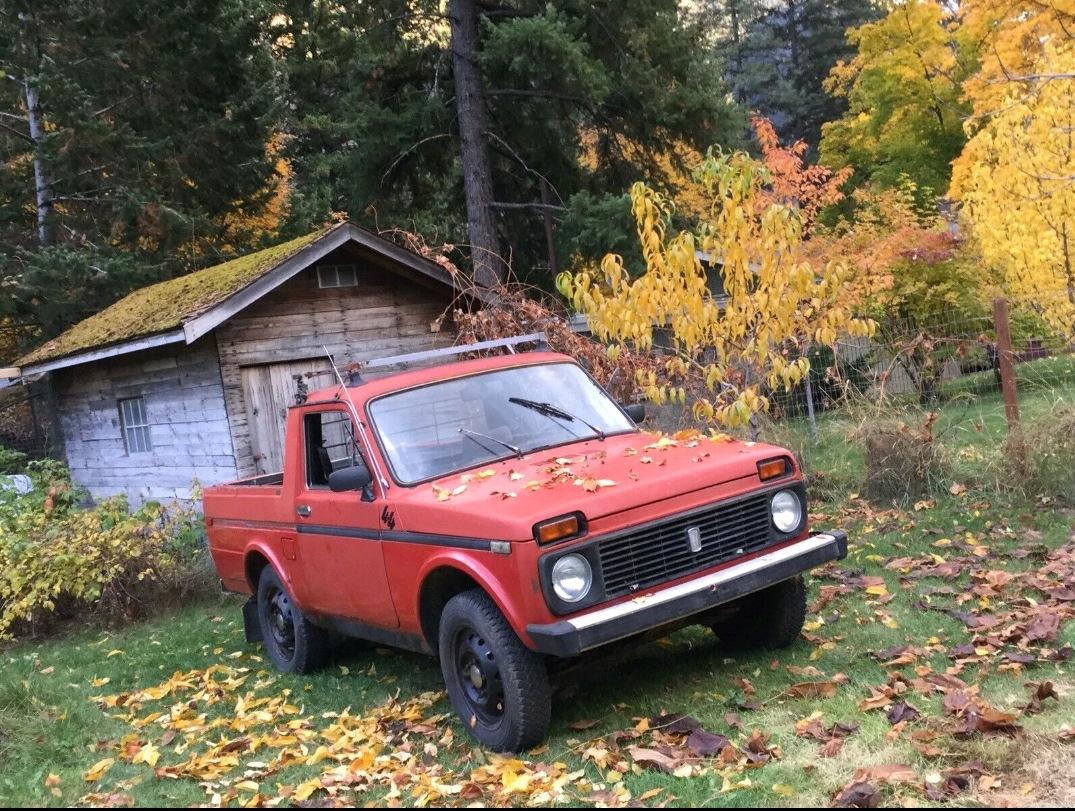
left=458, top=428, right=522, bottom=458
left=508, top=397, right=605, bottom=440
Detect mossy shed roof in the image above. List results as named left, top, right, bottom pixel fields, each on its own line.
left=16, top=222, right=471, bottom=373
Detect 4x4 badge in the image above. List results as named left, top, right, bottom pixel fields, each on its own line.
left=687, top=526, right=702, bottom=553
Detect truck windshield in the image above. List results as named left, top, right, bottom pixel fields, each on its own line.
left=368, top=362, right=636, bottom=484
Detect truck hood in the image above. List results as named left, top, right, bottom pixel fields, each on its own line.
left=387, top=431, right=794, bottom=540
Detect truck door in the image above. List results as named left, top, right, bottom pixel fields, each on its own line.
left=294, top=408, right=399, bottom=628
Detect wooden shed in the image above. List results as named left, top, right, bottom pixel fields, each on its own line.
left=14, top=222, right=482, bottom=504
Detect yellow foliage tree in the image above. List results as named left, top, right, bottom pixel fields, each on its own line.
left=951, top=2, right=1075, bottom=335
left=557, top=149, right=873, bottom=429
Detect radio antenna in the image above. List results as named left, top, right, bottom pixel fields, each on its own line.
left=324, top=346, right=390, bottom=493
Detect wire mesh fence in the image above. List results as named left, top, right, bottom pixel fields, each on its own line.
left=767, top=294, right=1075, bottom=423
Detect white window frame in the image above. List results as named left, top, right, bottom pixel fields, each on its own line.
left=317, top=264, right=358, bottom=289
left=119, top=396, right=152, bottom=454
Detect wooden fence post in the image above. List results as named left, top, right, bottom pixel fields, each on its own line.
left=993, top=298, right=1020, bottom=429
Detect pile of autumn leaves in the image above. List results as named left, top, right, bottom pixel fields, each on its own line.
left=80, top=515, right=1075, bottom=808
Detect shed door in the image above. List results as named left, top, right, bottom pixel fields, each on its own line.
left=240, top=359, right=334, bottom=474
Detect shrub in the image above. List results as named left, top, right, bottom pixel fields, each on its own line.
left=0, top=446, right=28, bottom=476
left=1001, top=407, right=1075, bottom=504
left=0, top=461, right=208, bottom=639
left=853, top=412, right=947, bottom=503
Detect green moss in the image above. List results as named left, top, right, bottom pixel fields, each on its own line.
left=18, top=226, right=336, bottom=367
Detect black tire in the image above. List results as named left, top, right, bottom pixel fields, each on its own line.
left=711, top=576, right=807, bottom=652
left=257, top=567, right=329, bottom=674
left=438, top=589, right=551, bottom=752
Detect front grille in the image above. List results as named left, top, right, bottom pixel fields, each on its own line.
left=598, top=493, right=775, bottom=599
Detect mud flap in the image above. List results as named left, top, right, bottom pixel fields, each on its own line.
left=242, top=598, right=263, bottom=643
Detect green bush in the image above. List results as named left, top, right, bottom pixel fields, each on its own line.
left=0, top=446, right=28, bottom=476
left=0, top=461, right=208, bottom=639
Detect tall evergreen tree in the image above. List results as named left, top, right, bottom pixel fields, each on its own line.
left=275, top=0, right=745, bottom=286
left=722, top=0, right=882, bottom=149
left=0, top=0, right=279, bottom=338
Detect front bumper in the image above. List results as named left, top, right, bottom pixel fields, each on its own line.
left=526, top=530, right=847, bottom=657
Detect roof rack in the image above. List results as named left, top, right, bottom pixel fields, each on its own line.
left=346, top=332, right=549, bottom=384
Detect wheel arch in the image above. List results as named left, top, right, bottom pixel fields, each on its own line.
left=417, top=565, right=481, bottom=654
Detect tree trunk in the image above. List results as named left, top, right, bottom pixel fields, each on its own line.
left=24, top=78, right=54, bottom=246
left=449, top=0, right=505, bottom=287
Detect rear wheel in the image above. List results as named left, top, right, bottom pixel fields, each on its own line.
left=257, top=567, right=329, bottom=673
left=711, top=576, right=807, bottom=651
left=439, top=589, right=550, bottom=752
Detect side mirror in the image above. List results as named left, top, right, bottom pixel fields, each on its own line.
left=623, top=403, right=646, bottom=424
left=328, top=465, right=373, bottom=493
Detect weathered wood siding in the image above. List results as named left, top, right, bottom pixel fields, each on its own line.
left=215, top=252, right=455, bottom=477
left=52, top=336, right=236, bottom=504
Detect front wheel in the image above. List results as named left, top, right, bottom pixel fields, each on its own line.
left=257, top=567, right=329, bottom=674
left=439, top=589, right=551, bottom=752
left=711, top=575, right=807, bottom=652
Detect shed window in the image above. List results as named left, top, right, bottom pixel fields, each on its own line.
left=119, top=396, right=152, bottom=454
left=317, top=264, right=358, bottom=288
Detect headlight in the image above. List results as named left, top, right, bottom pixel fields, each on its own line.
left=771, top=490, right=802, bottom=533
left=551, top=554, right=593, bottom=603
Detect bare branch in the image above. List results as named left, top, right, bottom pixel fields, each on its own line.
left=488, top=201, right=568, bottom=212
left=0, top=118, right=32, bottom=143
left=379, top=133, right=455, bottom=185
left=484, top=130, right=566, bottom=206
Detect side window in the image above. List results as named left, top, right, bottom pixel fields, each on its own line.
left=119, top=396, right=152, bottom=454
left=303, top=411, right=367, bottom=488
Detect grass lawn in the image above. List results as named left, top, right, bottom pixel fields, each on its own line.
left=3, top=373, right=1075, bottom=808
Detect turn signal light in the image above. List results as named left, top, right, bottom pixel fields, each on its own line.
left=534, top=513, right=585, bottom=544
left=758, top=458, right=788, bottom=481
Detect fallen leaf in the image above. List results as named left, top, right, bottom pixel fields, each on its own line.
left=886, top=701, right=922, bottom=725
left=568, top=718, right=600, bottom=730
left=785, top=681, right=838, bottom=700
left=833, top=781, right=880, bottom=808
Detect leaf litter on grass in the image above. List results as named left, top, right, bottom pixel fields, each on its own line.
left=81, top=662, right=817, bottom=808
left=76, top=497, right=1075, bottom=808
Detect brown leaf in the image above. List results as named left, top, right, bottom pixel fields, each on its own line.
left=568, top=718, right=600, bottom=730
left=458, top=782, right=483, bottom=800
left=1022, top=681, right=1059, bottom=715
left=724, top=712, right=744, bottom=730
left=858, top=685, right=896, bottom=711
left=833, top=781, right=880, bottom=808
left=818, top=737, right=843, bottom=758
left=886, top=701, right=921, bottom=725
left=1023, top=610, right=1060, bottom=643
left=786, top=681, right=838, bottom=700
left=626, top=745, right=684, bottom=774
left=854, top=764, right=918, bottom=785
left=685, top=729, right=732, bottom=756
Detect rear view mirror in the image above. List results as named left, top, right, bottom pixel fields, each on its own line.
left=329, top=465, right=373, bottom=492
left=623, top=403, right=646, bottom=424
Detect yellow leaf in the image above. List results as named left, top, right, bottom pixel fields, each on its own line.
left=773, top=784, right=795, bottom=796
left=84, top=758, right=115, bottom=782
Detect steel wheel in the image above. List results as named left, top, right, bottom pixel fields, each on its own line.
left=256, top=567, right=329, bottom=674
left=438, top=589, right=550, bottom=752
left=451, top=624, right=506, bottom=728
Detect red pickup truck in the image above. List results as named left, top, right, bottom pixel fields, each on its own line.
left=204, top=336, right=847, bottom=752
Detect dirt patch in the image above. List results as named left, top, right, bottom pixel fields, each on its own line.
left=977, top=733, right=1075, bottom=808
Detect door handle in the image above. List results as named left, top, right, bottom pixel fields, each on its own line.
left=296, top=505, right=311, bottom=517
